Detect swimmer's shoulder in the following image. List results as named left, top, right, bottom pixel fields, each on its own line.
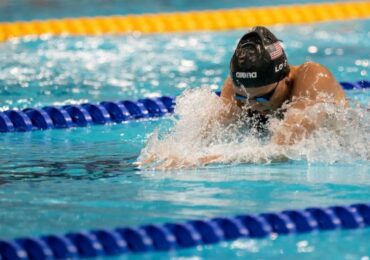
left=291, top=61, right=330, bottom=79
left=289, top=62, right=345, bottom=102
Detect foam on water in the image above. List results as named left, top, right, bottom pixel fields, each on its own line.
left=138, top=87, right=370, bottom=169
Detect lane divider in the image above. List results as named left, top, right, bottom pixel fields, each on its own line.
left=0, top=80, right=369, bottom=133
left=1, top=1, right=370, bottom=42
left=0, top=97, right=174, bottom=132
left=1, top=202, right=370, bottom=258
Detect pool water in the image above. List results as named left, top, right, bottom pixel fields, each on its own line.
left=0, top=13, right=369, bottom=260
left=1, top=21, right=368, bottom=109
left=0, top=0, right=354, bottom=22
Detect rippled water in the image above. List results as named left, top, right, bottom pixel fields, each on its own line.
left=0, top=0, right=353, bottom=22
left=0, top=19, right=369, bottom=259
left=0, top=21, right=368, bottom=110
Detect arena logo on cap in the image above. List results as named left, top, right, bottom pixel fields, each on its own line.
left=236, top=72, right=257, bottom=78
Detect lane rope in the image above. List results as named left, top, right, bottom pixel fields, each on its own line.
left=0, top=80, right=369, bottom=133
left=0, top=1, right=370, bottom=42
left=1, top=202, right=370, bottom=258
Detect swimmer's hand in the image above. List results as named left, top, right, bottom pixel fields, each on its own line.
left=135, top=154, right=221, bottom=170
left=136, top=153, right=290, bottom=170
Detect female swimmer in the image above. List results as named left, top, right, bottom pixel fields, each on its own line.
left=222, top=26, right=346, bottom=145
left=138, top=26, right=348, bottom=169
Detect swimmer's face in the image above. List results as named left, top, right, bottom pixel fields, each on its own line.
left=243, top=77, right=287, bottom=99
left=243, top=77, right=288, bottom=112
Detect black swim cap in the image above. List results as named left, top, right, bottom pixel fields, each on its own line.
left=230, top=26, right=290, bottom=88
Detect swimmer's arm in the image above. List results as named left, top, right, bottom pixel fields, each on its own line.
left=219, top=76, right=242, bottom=118
left=271, top=100, right=318, bottom=145
left=220, top=76, right=234, bottom=102
left=220, top=76, right=245, bottom=107
left=204, top=76, right=240, bottom=126
left=220, top=77, right=316, bottom=145
left=272, top=62, right=346, bottom=145
left=137, top=154, right=222, bottom=170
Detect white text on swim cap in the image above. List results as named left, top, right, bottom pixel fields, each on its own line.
left=275, top=60, right=288, bottom=73
left=235, top=72, right=257, bottom=79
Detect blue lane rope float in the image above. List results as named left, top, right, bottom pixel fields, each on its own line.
left=1, top=203, right=370, bottom=259
left=0, top=97, right=174, bottom=133
left=0, top=80, right=369, bottom=133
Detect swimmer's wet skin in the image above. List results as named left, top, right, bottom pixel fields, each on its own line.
left=223, top=26, right=347, bottom=145
left=138, top=26, right=349, bottom=170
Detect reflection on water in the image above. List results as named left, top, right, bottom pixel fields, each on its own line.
left=167, top=229, right=370, bottom=259
left=0, top=120, right=160, bottom=185
left=1, top=158, right=370, bottom=240
left=0, top=155, right=138, bottom=184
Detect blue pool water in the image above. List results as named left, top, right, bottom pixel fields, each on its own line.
left=1, top=21, right=369, bottom=109
left=1, top=2, right=370, bottom=260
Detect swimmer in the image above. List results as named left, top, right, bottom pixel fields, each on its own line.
left=220, top=26, right=346, bottom=145
left=138, top=26, right=348, bottom=169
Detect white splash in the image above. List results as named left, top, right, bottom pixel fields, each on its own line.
left=137, top=87, right=370, bottom=170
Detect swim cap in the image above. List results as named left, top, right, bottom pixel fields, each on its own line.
left=230, top=26, right=290, bottom=88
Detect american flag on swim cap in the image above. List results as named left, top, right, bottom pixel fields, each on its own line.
left=266, top=42, right=283, bottom=60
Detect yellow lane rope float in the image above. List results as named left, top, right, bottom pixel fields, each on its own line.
left=0, top=1, right=369, bottom=42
